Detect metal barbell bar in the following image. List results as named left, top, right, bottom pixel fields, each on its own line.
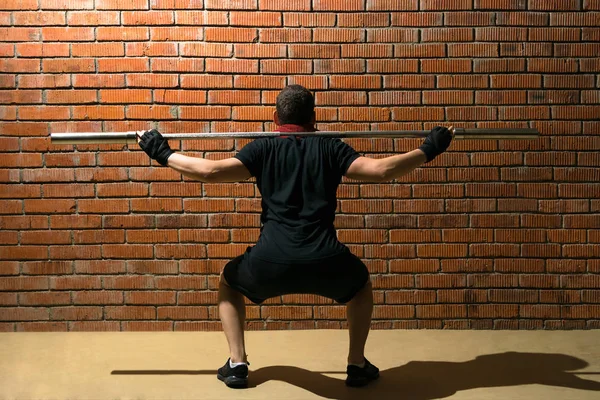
left=50, top=128, right=539, bottom=145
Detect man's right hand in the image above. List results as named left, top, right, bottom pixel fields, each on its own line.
left=138, top=129, right=174, bottom=167
left=418, top=126, right=454, bottom=163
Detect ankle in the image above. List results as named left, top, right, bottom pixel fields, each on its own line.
left=231, top=355, right=248, bottom=364
left=347, top=356, right=365, bottom=366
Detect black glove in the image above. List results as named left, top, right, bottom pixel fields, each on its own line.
left=138, top=129, right=174, bottom=166
left=418, top=126, right=453, bottom=163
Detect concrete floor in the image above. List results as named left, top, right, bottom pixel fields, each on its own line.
left=1, top=330, right=599, bottom=399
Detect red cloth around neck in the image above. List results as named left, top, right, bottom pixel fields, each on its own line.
left=275, top=124, right=316, bottom=134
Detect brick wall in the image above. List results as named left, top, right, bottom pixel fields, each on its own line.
left=1, top=0, right=599, bottom=332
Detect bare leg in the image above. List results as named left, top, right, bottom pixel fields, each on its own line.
left=218, top=274, right=248, bottom=363
left=346, top=280, right=373, bottom=365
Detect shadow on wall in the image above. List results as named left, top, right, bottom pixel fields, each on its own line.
left=112, top=351, right=600, bottom=399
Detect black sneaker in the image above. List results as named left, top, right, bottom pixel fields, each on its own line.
left=346, top=358, right=379, bottom=387
left=217, top=358, right=249, bottom=389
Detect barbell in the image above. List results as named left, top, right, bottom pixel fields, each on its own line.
left=50, top=128, right=539, bottom=145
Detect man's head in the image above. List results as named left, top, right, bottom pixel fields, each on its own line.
left=274, top=85, right=315, bottom=126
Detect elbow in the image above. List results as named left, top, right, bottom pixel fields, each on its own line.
left=192, top=165, right=217, bottom=183
left=378, top=166, right=395, bottom=182
left=201, top=170, right=218, bottom=183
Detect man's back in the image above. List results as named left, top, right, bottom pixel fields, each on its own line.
left=235, top=135, right=360, bottom=263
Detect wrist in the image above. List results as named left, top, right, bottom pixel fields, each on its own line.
left=415, top=148, right=428, bottom=160
left=417, top=143, right=435, bottom=163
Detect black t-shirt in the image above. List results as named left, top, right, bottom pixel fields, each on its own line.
left=234, top=136, right=360, bottom=263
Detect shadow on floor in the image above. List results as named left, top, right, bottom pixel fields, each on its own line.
left=113, top=352, right=600, bottom=399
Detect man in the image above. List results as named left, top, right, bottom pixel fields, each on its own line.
left=138, top=85, right=454, bottom=389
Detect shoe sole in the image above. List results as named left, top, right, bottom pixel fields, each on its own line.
left=345, top=372, right=380, bottom=387
left=217, top=373, right=248, bottom=389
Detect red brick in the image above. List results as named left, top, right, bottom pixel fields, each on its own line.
left=14, top=11, right=66, bottom=25
left=74, top=230, right=124, bottom=244
left=562, top=305, right=600, bottom=319
left=95, top=183, right=147, bottom=197
left=16, top=43, right=70, bottom=58
left=24, top=199, right=75, bottom=214
left=438, top=75, right=489, bottom=88
left=0, top=200, right=22, bottom=214
left=445, top=12, right=493, bottom=26
left=41, top=0, right=94, bottom=9
left=45, top=90, right=97, bottom=104
left=67, top=11, right=120, bottom=25
left=19, top=291, right=71, bottom=306
left=0, top=59, right=40, bottom=73
left=99, top=89, right=151, bottom=104
left=545, top=75, right=595, bottom=89
left=122, top=11, right=173, bottom=25
left=150, top=27, right=203, bottom=41
left=260, top=28, right=311, bottom=42
left=102, top=215, right=153, bottom=229
left=338, top=107, right=389, bottom=122
left=0, top=216, right=48, bottom=230
left=0, top=183, right=40, bottom=198
left=124, top=43, right=176, bottom=57
left=500, top=43, right=552, bottom=58
left=491, top=75, right=542, bottom=89
left=0, top=107, right=16, bottom=121
left=341, top=44, right=392, bottom=58
left=205, top=27, right=258, bottom=42
left=338, top=13, right=388, bottom=27
left=43, top=58, right=95, bottom=73
left=103, top=244, right=154, bottom=259
left=421, top=0, right=472, bottom=9
left=72, top=43, right=125, bottom=58
left=42, top=27, right=93, bottom=41
left=469, top=305, right=519, bottom=318
left=206, top=59, right=258, bottom=73
left=97, top=58, right=148, bottom=73
left=555, top=43, right=600, bottom=57
left=553, top=106, right=600, bottom=120
left=0, top=307, right=49, bottom=321
left=97, top=0, right=149, bottom=9
left=367, top=28, right=417, bottom=43
left=175, top=10, right=226, bottom=24
left=0, top=0, right=38, bottom=10
left=96, top=27, right=148, bottom=41
left=153, top=244, right=206, bottom=259
left=50, top=306, right=103, bottom=320
left=181, top=75, right=233, bottom=89
left=72, top=74, right=125, bottom=88
left=71, top=106, right=123, bottom=120
left=0, top=27, right=41, bottom=41
left=127, top=74, right=179, bottom=88
left=230, top=11, right=281, bottom=26
left=476, top=27, right=527, bottom=41
left=313, top=0, right=364, bottom=10
left=530, top=0, right=581, bottom=10
left=0, top=75, right=15, bottom=88
left=48, top=245, right=101, bottom=260
left=236, top=44, right=286, bottom=58
left=422, top=28, right=472, bottom=42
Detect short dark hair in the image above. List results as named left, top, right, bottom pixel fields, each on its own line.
left=275, top=85, right=315, bottom=125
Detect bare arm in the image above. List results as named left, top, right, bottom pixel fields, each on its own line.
left=345, top=149, right=428, bottom=182
left=166, top=153, right=251, bottom=183
left=345, top=125, right=454, bottom=182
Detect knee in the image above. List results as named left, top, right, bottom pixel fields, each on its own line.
left=219, top=271, right=230, bottom=287
left=361, top=279, right=372, bottom=292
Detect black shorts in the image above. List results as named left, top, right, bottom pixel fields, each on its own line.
left=222, top=248, right=370, bottom=305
